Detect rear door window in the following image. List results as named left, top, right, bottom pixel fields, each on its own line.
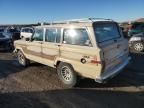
left=94, top=22, right=121, bottom=43
left=63, top=29, right=91, bottom=46
left=45, top=28, right=61, bottom=43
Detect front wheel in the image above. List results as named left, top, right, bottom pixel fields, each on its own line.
left=17, top=50, right=30, bottom=67
left=57, top=62, right=77, bottom=88
left=132, top=42, right=144, bottom=52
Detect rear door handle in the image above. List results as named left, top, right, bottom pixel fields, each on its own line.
left=55, top=44, right=61, bottom=47
left=38, top=42, right=43, bottom=44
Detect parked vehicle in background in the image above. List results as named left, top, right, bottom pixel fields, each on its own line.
left=0, top=28, right=13, bottom=50
left=20, top=27, right=34, bottom=39
left=128, top=22, right=144, bottom=37
left=0, top=28, right=4, bottom=33
left=3, top=28, right=20, bottom=42
left=14, top=18, right=131, bottom=87
left=120, top=27, right=129, bottom=39
left=129, top=32, right=144, bottom=52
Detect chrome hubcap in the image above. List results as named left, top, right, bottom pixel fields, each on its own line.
left=18, top=53, right=25, bottom=65
left=61, top=66, right=72, bottom=81
left=134, top=43, right=143, bottom=51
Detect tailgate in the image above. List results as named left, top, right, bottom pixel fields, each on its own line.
left=102, top=39, right=129, bottom=72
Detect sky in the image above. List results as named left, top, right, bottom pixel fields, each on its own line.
left=0, top=0, right=144, bottom=24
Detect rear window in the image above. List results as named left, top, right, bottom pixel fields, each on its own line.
left=22, top=28, right=33, bottom=33
left=94, top=22, right=121, bottom=43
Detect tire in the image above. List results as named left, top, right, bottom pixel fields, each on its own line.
left=57, top=62, right=77, bottom=88
left=132, top=42, right=144, bottom=52
left=17, top=50, right=30, bottom=67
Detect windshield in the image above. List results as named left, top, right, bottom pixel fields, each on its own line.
left=132, top=23, right=144, bottom=30
left=94, top=22, right=121, bottom=43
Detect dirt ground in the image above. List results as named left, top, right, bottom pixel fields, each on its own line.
left=0, top=51, right=144, bottom=108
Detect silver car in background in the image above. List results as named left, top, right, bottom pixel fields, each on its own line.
left=20, top=27, right=34, bottom=39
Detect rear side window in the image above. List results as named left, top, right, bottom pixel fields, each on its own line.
left=94, top=22, right=121, bottom=43
left=63, top=29, right=91, bottom=46
left=45, top=28, right=61, bottom=43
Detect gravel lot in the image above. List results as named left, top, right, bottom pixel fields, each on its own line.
left=0, top=51, right=144, bottom=108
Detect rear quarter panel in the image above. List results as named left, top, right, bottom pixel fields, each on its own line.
left=59, top=44, right=102, bottom=79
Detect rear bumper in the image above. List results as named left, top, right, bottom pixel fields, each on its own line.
left=95, top=57, right=131, bottom=83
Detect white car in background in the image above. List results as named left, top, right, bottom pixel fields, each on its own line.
left=20, top=27, right=34, bottom=39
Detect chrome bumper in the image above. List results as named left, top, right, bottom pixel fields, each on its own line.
left=95, top=57, right=131, bottom=83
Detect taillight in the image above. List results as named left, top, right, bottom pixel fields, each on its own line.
left=90, top=55, right=102, bottom=65
left=101, top=60, right=106, bottom=73
left=90, top=59, right=102, bottom=64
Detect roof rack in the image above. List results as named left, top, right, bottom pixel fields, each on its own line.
left=88, top=18, right=113, bottom=21
left=46, top=18, right=113, bottom=25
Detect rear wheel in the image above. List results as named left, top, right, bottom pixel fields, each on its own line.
left=57, top=62, right=77, bottom=88
left=133, top=42, right=144, bottom=52
left=17, top=50, right=30, bottom=67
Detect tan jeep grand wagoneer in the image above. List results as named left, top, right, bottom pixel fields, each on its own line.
left=14, top=18, right=131, bottom=87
